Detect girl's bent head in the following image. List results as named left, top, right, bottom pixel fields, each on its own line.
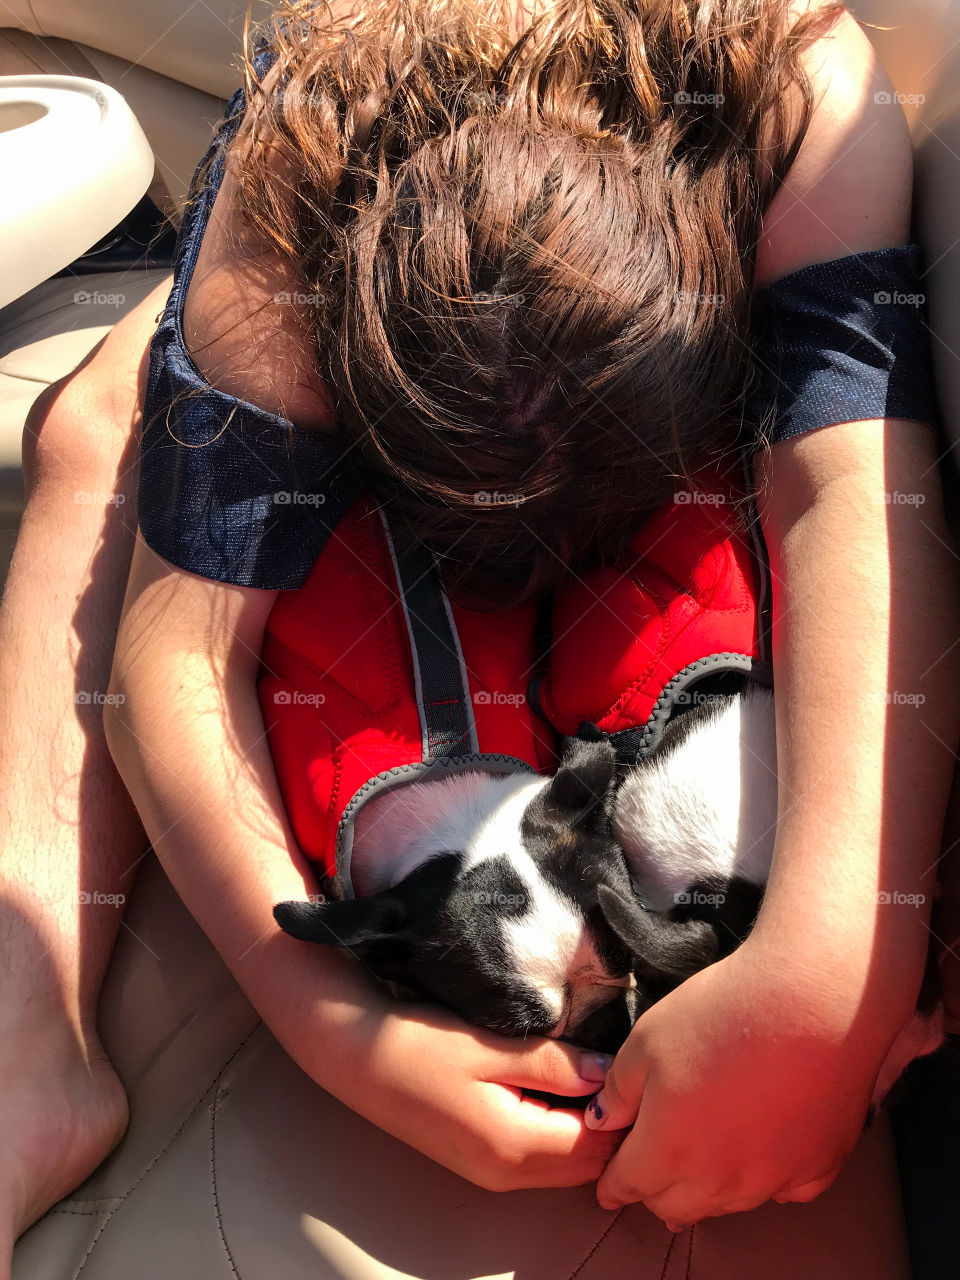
left=233, top=0, right=842, bottom=602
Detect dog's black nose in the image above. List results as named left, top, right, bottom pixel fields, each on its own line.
left=563, top=994, right=635, bottom=1055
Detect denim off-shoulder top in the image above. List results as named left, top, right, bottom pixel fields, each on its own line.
left=137, top=52, right=941, bottom=591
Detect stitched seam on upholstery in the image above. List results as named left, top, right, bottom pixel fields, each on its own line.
left=685, top=1223, right=697, bottom=1278
left=71, top=1025, right=261, bottom=1280
left=210, top=1072, right=242, bottom=1279
left=49, top=1205, right=123, bottom=1216
left=567, top=1206, right=625, bottom=1279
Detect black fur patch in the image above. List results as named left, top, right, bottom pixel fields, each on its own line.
left=670, top=874, right=765, bottom=957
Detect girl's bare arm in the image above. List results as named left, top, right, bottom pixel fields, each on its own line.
left=587, top=5, right=960, bottom=1225
left=750, top=5, right=959, bottom=1039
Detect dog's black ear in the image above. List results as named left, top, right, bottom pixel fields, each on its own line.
left=546, top=734, right=617, bottom=822
left=273, top=894, right=407, bottom=950
left=575, top=721, right=609, bottom=745
left=274, top=854, right=463, bottom=953
left=597, top=884, right=719, bottom=980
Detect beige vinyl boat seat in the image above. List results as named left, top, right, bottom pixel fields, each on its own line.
left=5, top=0, right=960, bottom=1276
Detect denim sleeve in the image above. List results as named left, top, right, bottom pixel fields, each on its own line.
left=136, top=45, right=368, bottom=591
left=137, top=334, right=368, bottom=591
left=746, top=243, right=941, bottom=445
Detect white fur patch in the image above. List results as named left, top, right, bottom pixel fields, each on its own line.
left=613, top=687, right=779, bottom=911
left=497, top=857, right=597, bottom=1028
left=351, top=770, right=544, bottom=893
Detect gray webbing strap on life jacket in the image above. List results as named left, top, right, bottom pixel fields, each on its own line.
left=378, top=510, right=481, bottom=763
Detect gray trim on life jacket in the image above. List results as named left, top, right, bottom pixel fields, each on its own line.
left=333, top=754, right=540, bottom=899
left=438, top=589, right=481, bottom=756
left=609, top=652, right=774, bottom=763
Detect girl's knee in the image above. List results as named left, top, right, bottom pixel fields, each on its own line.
left=21, top=366, right=132, bottom=500
left=20, top=277, right=170, bottom=498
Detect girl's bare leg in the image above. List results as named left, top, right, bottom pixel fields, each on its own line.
left=0, top=277, right=172, bottom=1278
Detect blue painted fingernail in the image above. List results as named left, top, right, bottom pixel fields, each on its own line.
left=580, top=1052, right=613, bottom=1082
left=587, top=1095, right=604, bottom=1121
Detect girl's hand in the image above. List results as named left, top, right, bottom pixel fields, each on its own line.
left=583, top=938, right=886, bottom=1225
left=353, top=999, right=622, bottom=1191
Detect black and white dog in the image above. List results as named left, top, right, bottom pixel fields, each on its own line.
left=275, top=684, right=943, bottom=1104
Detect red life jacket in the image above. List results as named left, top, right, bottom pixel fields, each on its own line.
left=536, top=469, right=771, bottom=756
left=259, top=472, right=771, bottom=896
left=258, top=494, right=557, bottom=898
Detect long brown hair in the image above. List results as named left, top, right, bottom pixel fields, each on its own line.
left=229, top=0, right=843, bottom=602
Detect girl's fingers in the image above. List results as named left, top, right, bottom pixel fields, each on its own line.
left=594, top=1124, right=672, bottom=1210
left=601, top=1147, right=840, bottom=1220
left=645, top=1186, right=770, bottom=1223
left=482, top=1084, right=624, bottom=1189
left=488, top=1040, right=614, bottom=1096
left=582, top=1054, right=646, bottom=1133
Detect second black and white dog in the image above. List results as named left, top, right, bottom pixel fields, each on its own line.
left=275, top=684, right=943, bottom=1105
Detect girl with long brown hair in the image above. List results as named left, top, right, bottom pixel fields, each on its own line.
left=3, top=0, right=956, bottom=1263
left=113, top=0, right=960, bottom=1226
